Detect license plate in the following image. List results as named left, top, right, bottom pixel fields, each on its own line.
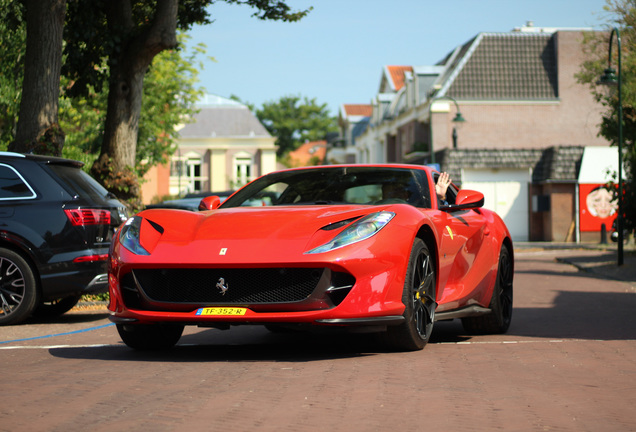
left=195, top=307, right=247, bottom=316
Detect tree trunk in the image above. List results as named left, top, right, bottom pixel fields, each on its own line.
left=10, top=0, right=66, bottom=156
left=91, top=0, right=178, bottom=209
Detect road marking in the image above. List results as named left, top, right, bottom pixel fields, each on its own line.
left=0, top=344, right=114, bottom=350
left=0, top=322, right=115, bottom=346
left=441, top=339, right=592, bottom=345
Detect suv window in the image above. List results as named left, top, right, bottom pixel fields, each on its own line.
left=47, top=164, right=110, bottom=201
left=0, top=164, right=36, bottom=200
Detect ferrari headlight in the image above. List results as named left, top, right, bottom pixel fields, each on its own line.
left=119, top=216, right=150, bottom=255
left=307, top=211, right=395, bottom=254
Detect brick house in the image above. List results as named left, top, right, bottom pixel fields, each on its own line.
left=350, top=24, right=614, bottom=242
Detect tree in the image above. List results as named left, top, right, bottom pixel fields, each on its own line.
left=0, top=4, right=206, bottom=175
left=577, top=0, right=636, bottom=234
left=9, top=0, right=66, bottom=156
left=59, top=33, right=206, bottom=176
left=256, top=95, right=338, bottom=157
left=63, top=0, right=311, bottom=207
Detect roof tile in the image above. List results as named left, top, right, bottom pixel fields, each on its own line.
left=387, top=65, right=413, bottom=91
left=436, top=146, right=583, bottom=184
left=343, top=104, right=373, bottom=117
left=447, top=33, right=558, bottom=100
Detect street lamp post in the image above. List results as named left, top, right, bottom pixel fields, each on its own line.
left=428, top=96, right=466, bottom=165
left=597, top=27, right=624, bottom=266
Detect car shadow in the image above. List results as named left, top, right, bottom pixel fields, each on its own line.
left=22, top=311, right=110, bottom=325
left=50, top=327, right=389, bottom=362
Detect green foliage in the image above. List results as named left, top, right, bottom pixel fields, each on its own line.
left=0, top=0, right=25, bottom=150
left=62, top=0, right=310, bottom=99
left=256, top=95, right=337, bottom=157
left=136, top=34, right=207, bottom=176
left=577, top=0, right=636, bottom=232
left=221, top=0, right=312, bottom=22
left=229, top=94, right=256, bottom=112
left=62, top=1, right=214, bottom=99
left=59, top=75, right=105, bottom=170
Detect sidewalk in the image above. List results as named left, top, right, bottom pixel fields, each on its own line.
left=515, top=241, right=636, bottom=284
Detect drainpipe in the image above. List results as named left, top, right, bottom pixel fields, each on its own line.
left=575, top=183, right=580, bottom=243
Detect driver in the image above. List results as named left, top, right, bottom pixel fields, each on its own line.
left=382, top=181, right=410, bottom=201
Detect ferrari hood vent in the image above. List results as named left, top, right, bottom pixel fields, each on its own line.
left=320, top=216, right=362, bottom=231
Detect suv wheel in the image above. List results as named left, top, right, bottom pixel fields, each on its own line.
left=0, top=248, right=38, bottom=325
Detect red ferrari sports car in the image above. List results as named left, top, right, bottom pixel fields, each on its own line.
left=108, top=164, right=513, bottom=351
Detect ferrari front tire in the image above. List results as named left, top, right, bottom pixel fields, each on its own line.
left=461, top=245, right=513, bottom=334
left=386, top=239, right=436, bottom=351
left=117, top=323, right=184, bottom=350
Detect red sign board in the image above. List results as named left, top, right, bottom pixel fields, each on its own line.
left=579, top=184, right=617, bottom=232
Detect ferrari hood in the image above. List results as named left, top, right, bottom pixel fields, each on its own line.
left=136, top=206, right=374, bottom=263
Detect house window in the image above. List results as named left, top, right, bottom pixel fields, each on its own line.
left=234, top=156, right=253, bottom=188
left=170, top=154, right=204, bottom=195
left=187, top=157, right=202, bottom=192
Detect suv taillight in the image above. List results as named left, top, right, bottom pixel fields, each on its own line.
left=64, top=209, right=111, bottom=226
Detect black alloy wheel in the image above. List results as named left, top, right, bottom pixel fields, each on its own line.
left=462, top=245, right=513, bottom=334
left=0, top=248, right=38, bottom=325
left=386, top=239, right=436, bottom=351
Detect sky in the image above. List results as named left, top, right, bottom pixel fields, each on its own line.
left=187, top=0, right=610, bottom=115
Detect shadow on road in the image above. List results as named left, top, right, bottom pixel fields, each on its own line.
left=432, top=289, right=636, bottom=341
left=511, top=290, right=636, bottom=340
left=49, top=328, right=391, bottom=362
left=21, top=311, right=110, bottom=326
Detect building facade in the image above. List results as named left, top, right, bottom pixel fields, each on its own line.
left=345, top=24, right=614, bottom=242
left=142, top=95, right=277, bottom=204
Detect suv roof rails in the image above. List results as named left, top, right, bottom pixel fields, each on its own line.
left=0, top=151, right=26, bottom=158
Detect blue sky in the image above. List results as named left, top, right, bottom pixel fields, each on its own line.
left=187, top=0, right=610, bottom=115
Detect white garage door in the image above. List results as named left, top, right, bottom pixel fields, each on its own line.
left=461, top=168, right=530, bottom=242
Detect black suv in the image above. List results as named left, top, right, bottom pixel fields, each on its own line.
left=0, top=152, right=128, bottom=324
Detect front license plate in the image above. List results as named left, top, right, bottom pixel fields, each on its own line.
left=196, top=307, right=247, bottom=316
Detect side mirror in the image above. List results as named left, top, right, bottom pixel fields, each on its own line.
left=199, top=195, right=221, bottom=211
left=440, top=189, right=484, bottom=212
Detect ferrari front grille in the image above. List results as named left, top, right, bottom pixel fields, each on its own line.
left=127, top=267, right=326, bottom=305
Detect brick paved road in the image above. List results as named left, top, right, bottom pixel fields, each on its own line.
left=1, top=249, right=635, bottom=432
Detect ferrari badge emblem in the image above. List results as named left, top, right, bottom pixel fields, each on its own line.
left=445, top=226, right=454, bottom=240
left=216, top=277, right=229, bottom=295
left=219, top=248, right=227, bottom=256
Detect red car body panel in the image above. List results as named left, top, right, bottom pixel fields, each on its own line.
left=108, top=164, right=513, bottom=331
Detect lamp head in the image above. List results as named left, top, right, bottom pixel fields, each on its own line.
left=452, top=112, right=466, bottom=123
left=452, top=112, right=466, bottom=130
left=597, top=67, right=618, bottom=86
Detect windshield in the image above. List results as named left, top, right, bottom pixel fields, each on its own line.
left=221, top=166, right=432, bottom=208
